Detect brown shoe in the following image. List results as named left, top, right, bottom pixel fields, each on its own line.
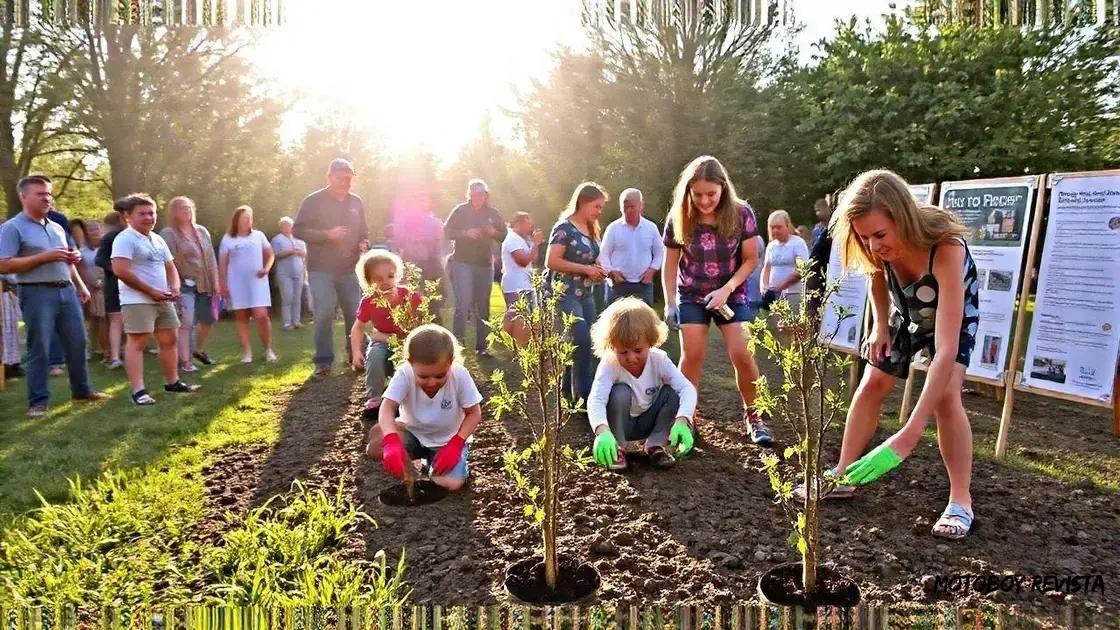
left=313, top=365, right=332, bottom=377
left=73, top=391, right=110, bottom=402
left=647, top=446, right=676, bottom=470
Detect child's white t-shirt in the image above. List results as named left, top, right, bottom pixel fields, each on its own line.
left=383, top=362, right=483, bottom=448
left=586, top=348, right=697, bottom=431
left=500, top=231, right=534, bottom=293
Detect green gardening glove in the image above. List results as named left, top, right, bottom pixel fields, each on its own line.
left=842, top=442, right=904, bottom=485
left=593, top=430, right=619, bottom=467
left=668, top=419, right=694, bottom=455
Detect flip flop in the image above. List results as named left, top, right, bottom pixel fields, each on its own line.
left=932, top=502, right=974, bottom=540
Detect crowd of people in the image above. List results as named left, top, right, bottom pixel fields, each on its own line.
left=0, top=155, right=978, bottom=539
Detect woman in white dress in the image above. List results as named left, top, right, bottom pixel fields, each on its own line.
left=219, top=205, right=276, bottom=363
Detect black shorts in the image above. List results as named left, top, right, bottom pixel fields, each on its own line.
left=869, top=312, right=976, bottom=379
left=103, top=279, right=121, bottom=314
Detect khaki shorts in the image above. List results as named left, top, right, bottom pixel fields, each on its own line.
left=122, top=302, right=180, bottom=334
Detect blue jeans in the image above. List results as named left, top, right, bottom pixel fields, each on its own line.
left=449, top=260, right=493, bottom=352
left=276, top=273, right=303, bottom=328
left=308, top=271, right=362, bottom=367
left=607, top=281, right=655, bottom=305
left=18, top=284, right=93, bottom=407
left=363, top=340, right=393, bottom=400
left=557, top=292, right=597, bottom=402
left=606, top=384, right=681, bottom=449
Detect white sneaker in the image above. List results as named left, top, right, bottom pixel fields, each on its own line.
left=265, top=349, right=278, bottom=363
left=241, top=353, right=253, bottom=364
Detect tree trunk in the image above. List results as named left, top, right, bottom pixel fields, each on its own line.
left=542, top=427, right=559, bottom=591
left=802, top=402, right=820, bottom=593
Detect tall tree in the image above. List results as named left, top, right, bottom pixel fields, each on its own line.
left=0, top=16, right=89, bottom=216
left=783, top=13, right=1120, bottom=194
left=43, top=22, right=287, bottom=227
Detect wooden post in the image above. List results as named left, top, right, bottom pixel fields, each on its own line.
left=1113, top=363, right=1119, bottom=437
left=898, top=363, right=916, bottom=424
left=996, top=175, right=1048, bottom=458
left=0, top=278, right=6, bottom=392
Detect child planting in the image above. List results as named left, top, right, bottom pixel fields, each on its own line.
left=350, top=250, right=422, bottom=416
left=587, top=297, right=698, bottom=470
left=372, top=324, right=483, bottom=491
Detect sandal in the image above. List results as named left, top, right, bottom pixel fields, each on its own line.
left=164, top=380, right=200, bottom=393
left=131, top=389, right=156, bottom=405
left=647, top=446, right=676, bottom=470
left=932, top=502, right=974, bottom=540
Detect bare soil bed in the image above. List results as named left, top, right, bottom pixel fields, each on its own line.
left=197, top=350, right=1120, bottom=623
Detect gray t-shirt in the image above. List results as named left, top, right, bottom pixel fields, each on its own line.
left=444, top=202, right=507, bottom=267
left=0, top=212, right=72, bottom=283
left=270, top=233, right=307, bottom=278
left=292, top=188, right=369, bottom=276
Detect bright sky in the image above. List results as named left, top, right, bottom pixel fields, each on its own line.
left=255, top=0, right=897, bottom=163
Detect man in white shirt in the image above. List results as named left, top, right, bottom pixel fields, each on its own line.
left=600, top=188, right=664, bottom=305
left=111, top=194, right=199, bottom=405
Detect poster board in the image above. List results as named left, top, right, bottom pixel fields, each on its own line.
left=908, top=184, right=936, bottom=205
left=1017, top=171, right=1120, bottom=406
left=818, top=240, right=866, bottom=354
left=938, top=175, right=1040, bottom=383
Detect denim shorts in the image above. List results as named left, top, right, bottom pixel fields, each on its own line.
left=678, top=301, right=756, bottom=326
left=402, top=430, right=470, bottom=481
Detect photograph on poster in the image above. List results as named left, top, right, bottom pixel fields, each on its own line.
left=847, top=326, right=857, bottom=345
left=981, top=335, right=1002, bottom=366
left=1030, top=357, right=1068, bottom=384
left=943, top=185, right=1030, bottom=247
left=977, top=268, right=989, bottom=288
left=987, top=270, right=1013, bottom=292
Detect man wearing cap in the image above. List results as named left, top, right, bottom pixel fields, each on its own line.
left=443, top=179, right=506, bottom=356
left=0, top=175, right=108, bottom=417
left=294, top=158, right=370, bottom=376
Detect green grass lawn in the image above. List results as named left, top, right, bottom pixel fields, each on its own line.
left=0, top=321, right=319, bottom=517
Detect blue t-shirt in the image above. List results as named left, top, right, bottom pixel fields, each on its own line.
left=0, top=212, right=72, bottom=283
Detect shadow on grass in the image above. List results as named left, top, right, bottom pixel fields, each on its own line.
left=0, top=323, right=316, bottom=516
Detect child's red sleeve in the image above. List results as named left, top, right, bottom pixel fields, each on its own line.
left=355, top=295, right=373, bottom=323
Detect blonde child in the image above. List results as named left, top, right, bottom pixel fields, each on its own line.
left=587, top=297, right=698, bottom=471
left=350, top=250, right=422, bottom=415
left=371, top=324, right=482, bottom=491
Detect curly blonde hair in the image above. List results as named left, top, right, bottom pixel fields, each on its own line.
left=590, top=297, right=668, bottom=358
left=356, top=249, right=404, bottom=291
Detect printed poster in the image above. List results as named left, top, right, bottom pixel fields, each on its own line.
left=909, top=184, right=935, bottom=205
left=819, top=240, right=866, bottom=353
left=1021, top=172, right=1120, bottom=403
left=940, top=177, right=1038, bottom=381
